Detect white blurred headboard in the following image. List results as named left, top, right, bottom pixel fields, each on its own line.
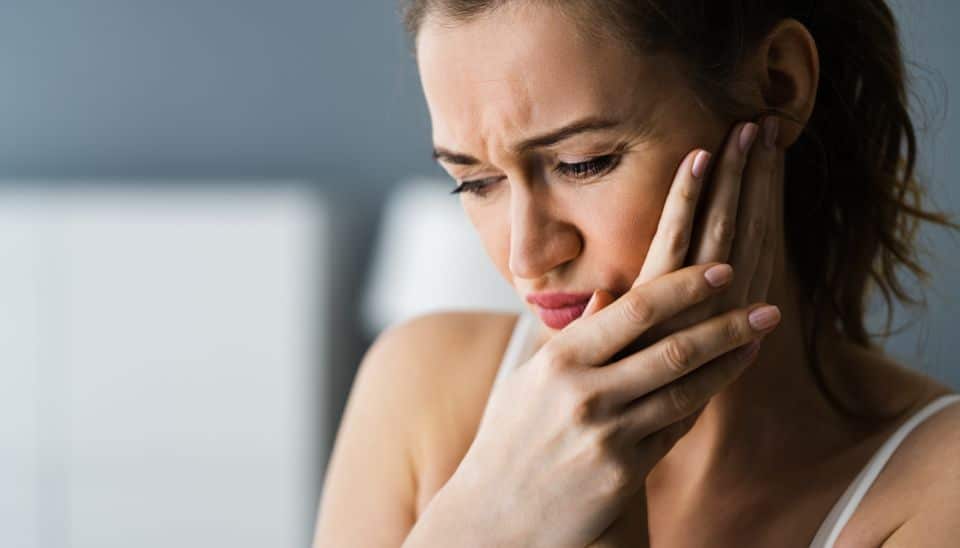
left=0, top=182, right=328, bottom=548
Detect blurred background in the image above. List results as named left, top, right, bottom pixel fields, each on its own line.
left=0, top=1, right=957, bottom=547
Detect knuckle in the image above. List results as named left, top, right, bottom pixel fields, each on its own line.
left=724, top=315, right=749, bottom=343
left=581, top=438, right=608, bottom=474
left=711, top=217, right=736, bottom=246
left=668, top=382, right=693, bottom=414
left=600, top=458, right=635, bottom=495
left=621, top=290, right=656, bottom=327
left=596, top=419, right=625, bottom=449
left=679, top=182, right=699, bottom=204
left=539, top=342, right=573, bottom=371
left=570, top=389, right=603, bottom=425
left=678, top=272, right=704, bottom=302
left=585, top=423, right=644, bottom=496
left=666, top=224, right=690, bottom=255
left=661, top=336, right=694, bottom=375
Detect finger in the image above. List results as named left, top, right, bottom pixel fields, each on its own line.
left=591, top=301, right=779, bottom=410
left=635, top=148, right=711, bottom=286
left=582, top=290, right=600, bottom=318
left=746, top=217, right=775, bottom=305
left=729, top=116, right=778, bottom=304
left=570, top=289, right=613, bottom=332
left=583, top=289, right=614, bottom=317
left=748, top=149, right=782, bottom=304
left=639, top=399, right=702, bottom=460
left=688, top=121, right=759, bottom=266
left=549, top=262, right=735, bottom=367
left=617, top=334, right=765, bottom=444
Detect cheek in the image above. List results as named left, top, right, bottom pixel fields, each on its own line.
left=572, top=185, right=668, bottom=290
left=458, top=150, right=683, bottom=291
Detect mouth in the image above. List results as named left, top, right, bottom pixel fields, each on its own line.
left=525, top=291, right=593, bottom=329
left=532, top=301, right=590, bottom=329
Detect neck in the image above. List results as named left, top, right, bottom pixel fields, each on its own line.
left=526, top=224, right=900, bottom=495
left=650, top=241, right=867, bottom=496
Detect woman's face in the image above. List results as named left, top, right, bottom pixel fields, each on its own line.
left=417, top=4, right=730, bottom=329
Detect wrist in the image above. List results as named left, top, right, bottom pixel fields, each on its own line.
left=403, top=476, right=525, bottom=548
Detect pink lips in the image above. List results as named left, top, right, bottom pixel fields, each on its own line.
left=526, top=291, right=593, bottom=329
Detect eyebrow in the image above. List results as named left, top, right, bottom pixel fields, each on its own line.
left=431, top=115, right=630, bottom=166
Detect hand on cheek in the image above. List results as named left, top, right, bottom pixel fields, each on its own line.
left=611, top=116, right=781, bottom=350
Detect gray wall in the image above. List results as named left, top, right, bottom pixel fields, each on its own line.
left=1, top=0, right=957, bottom=474
left=877, top=1, right=960, bottom=385
left=0, top=0, right=448, bottom=478
left=0, top=0, right=438, bottom=185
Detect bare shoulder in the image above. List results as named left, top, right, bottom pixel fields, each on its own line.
left=313, top=309, right=519, bottom=546
left=372, top=309, right=521, bottom=408
left=876, top=381, right=960, bottom=547
left=859, top=351, right=959, bottom=483
left=386, top=310, right=522, bottom=514
left=847, top=351, right=960, bottom=547
left=376, top=309, right=521, bottom=374
left=886, top=382, right=960, bottom=491
left=886, top=376, right=960, bottom=495
left=356, top=309, right=521, bottom=441
left=375, top=311, right=522, bottom=510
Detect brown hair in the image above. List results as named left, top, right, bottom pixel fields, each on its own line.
left=401, top=0, right=958, bottom=419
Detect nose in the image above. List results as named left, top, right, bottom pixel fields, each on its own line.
left=507, top=182, right=581, bottom=280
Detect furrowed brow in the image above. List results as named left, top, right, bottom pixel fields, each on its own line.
left=431, top=115, right=644, bottom=166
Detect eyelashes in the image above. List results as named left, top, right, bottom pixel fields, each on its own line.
left=449, top=177, right=498, bottom=197
left=450, top=154, right=623, bottom=197
left=555, top=154, right=621, bottom=179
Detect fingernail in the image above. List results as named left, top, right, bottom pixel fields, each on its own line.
left=584, top=290, right=598, bottom=313
left=763, top=117, right=779, bottom=150
left=691, top=150, right=711, bottom=179
left=738, top=123, right=759, bottom=153
left=748, top=305, right=781, bottom=331
left=704, top=263, right=733, bottom=288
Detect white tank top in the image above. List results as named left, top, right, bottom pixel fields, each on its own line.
left=490, top=310, right=960, bottom=547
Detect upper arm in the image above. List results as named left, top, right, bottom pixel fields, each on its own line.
left=312, top=315, right=441, bottom=547
left=881, top=400, right=960, bottom=547
left=882, top=500, right=960, bottom=548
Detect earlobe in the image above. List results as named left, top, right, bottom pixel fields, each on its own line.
left=758, top=18, right=820, bottom=148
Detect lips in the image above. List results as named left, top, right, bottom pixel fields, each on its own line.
left=526, top=291, right=593, bottom=329
left=526, top=292, right=593, bottom=308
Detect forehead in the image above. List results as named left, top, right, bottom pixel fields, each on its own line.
left=416, top=3, right=679, bottom=151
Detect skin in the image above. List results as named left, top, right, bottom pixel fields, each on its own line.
left=313, top=3, right=960, bottom=547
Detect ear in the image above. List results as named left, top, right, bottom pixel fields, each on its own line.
left=752, top=18, right=820, bottom=148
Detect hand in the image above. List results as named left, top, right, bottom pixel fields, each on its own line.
left=621, top=116, right=782, bottom=357
left=586, top=116, right=782, bottom=547
left=578, top=289, right=651, bottom=548
left=447, top=268, right=777, bottom=547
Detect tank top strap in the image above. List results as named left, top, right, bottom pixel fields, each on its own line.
left=809, top=393, right=960, bottom=547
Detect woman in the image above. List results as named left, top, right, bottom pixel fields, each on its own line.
left=314, top=1, right=960, bottom=546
